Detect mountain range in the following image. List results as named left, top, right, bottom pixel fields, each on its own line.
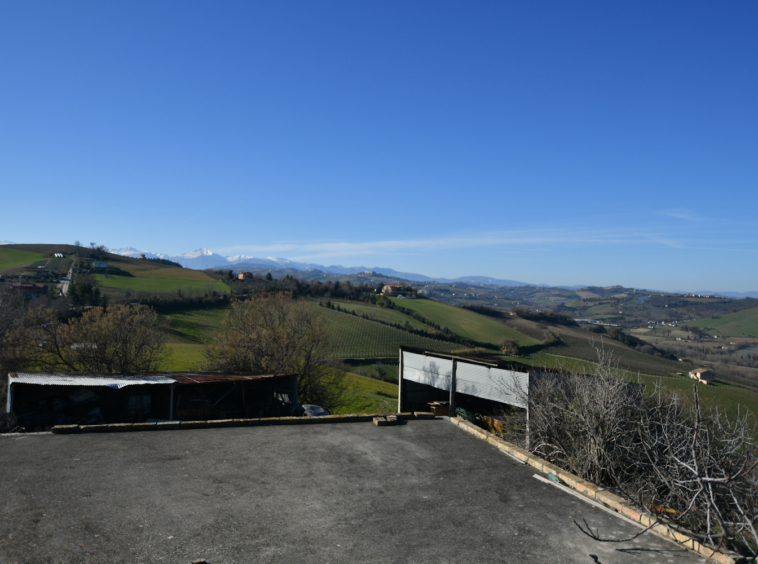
left=111, top=246, right=541, bottom=287
left=2, top=242, right=752, bottom=296
left=109, top=246, right=758, bottom=297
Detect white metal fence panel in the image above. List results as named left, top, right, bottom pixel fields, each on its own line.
left=402, top=351, right=453, bottom=392
left=456, top=363, right=528, bottom=408
left=401, top=351, right=529, bottom=408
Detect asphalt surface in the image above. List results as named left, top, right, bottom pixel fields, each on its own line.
left=0, top=420, right=707, bottom=564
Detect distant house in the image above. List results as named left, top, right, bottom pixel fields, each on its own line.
left=382, top=284, right=407, bottom=296
left=689, top=368, right=715, bottom=385
left=93, top=261, right=107, bottom=270
left=238, top=271, right=253, bottom=280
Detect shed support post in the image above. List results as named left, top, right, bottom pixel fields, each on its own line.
left=525, top=372, right=530, bottom=451
left=449, top=359, right=457, bottom=417
left=292, top=374, right=299, bottom=409
left=6, top=382, right=12, bottom=414
left=398, top=349, right=404, bottom=413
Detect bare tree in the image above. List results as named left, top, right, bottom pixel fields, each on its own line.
left=0, top=288, right=32, bottom=411
left=205, top=293, right=348, bottom=411
left=494, top=347, right=758, bottom=558
left=31, top=304, right=169, bottom=374
left=619, top=384, right=758, bottom=555
left=499, top=337, right=520, bottom=355
left=514, top=361, right=643, bottom=484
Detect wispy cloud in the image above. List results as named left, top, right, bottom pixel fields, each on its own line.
left=655, top=208, right=704, bottom=221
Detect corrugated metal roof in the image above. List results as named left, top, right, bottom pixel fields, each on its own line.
left=168, top=373, right=295, bottom=385
left=9, top=373, right=175, bottom=389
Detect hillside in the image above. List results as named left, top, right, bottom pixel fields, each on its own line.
left=387, top=297, right=539, bottom=347
left=495, top=312, right=696, bottom=378
left=92, top=255, right=228, bottom=295
left=689, top=307, right=758, bottom=338
left=316, top=306, right=461, bottom=358
left=325, top=299, right=435, bottom=332
left=0, top=243, right=229, bottom=296
left=0, top=247, right=47, bottom=272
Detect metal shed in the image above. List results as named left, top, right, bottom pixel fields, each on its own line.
left=5, top=372, right=298, bottom=431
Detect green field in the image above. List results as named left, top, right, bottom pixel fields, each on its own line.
left=331, top=371, right=398, bottom=414
left=316, top=306, right=461, bottom=358
left=690, top=307, right=758, bottom=338
left=161, top=301, right=461, bottom=359
left=92, top=256, right=229, bottom=295
left=94, top=274, right=228, bottom=294
left=342, top=361, right=399, bottom=384
left=542, top=329, right=694, bottom=378
left=328, top=299, right=436, bottom=331
left=162, top=306, right=229, bottom=344
left=0, top=248, right=46, bottom=270
left=163, top=343, right=207, bottom=371
left=388, top=297, right=539, bottom=347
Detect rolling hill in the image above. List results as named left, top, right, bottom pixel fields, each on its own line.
left=0, top=248, right=47, bottom=271
left=689, top=307, right=758, bottom=338
left=92, top=255, right=228, bottom=295
left=388, top=297, right=539, bottom=347
left=0, top=243, right=229, bottom=295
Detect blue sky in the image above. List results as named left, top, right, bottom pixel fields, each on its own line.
left=1, top=1, right=756, bottom=292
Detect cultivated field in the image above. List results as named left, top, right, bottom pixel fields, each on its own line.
left=689, top=307, right=758, bottom=338
left=0, top=248, right=45, bottom=271
left=92, top=256, right=229, bottom=295
left=316, top=306, right=461, bottom=358
left=94, top=274, right=228, bottom=295
left=388, top=297, right=539, bottom=347
left=326, top=299, right=434, bottom=331
left=543, top=329, right=695, bottom=378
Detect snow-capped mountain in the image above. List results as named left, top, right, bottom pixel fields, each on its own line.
left=0, top=241, right=16, bottom=245
left=111, top=247, right=307, bottom=271
left=110, top=246, right=538, bottom=286
left=111, top=246, right=169, bottom=259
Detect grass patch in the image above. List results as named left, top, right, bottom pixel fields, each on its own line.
left=0, top=248, right=46, bottom=270
left=331, top=371, right=398, bottom=415
left=94, top=274, right=228, bottom=294
left=388, top=297, right=539, bottom=347
left=162, top=343, right=207, bottom=371
left=163, top=306, right=230, bottom=344
left=112, top=259, right=218, bottom=281
left=690, top=307, right=758, bottom=338
left=342, top=361, right=399, bottom=384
